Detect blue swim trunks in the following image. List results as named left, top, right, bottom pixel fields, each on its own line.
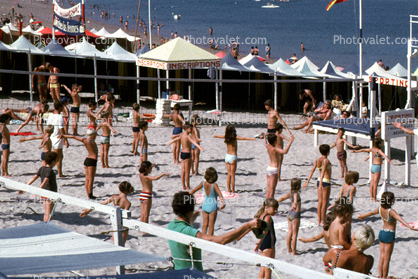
left=378, top=229, right=395, bottom=243
left=371, top=164, right=382, bottom=174
left=173, top=127, right=182, bottom=135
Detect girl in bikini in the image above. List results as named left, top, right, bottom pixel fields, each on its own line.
left=352, top=138, right=393, bottom=202
left=303, top=144, right=332, bottom=226
left=139, top=161, right=171, bottom=223
left=277, top=178, right=302, bottom=255
left=358, top=192, right=418, bottom=278
left=190, top=167, right=225, bottom=235
left=214, top=125, right=256, bottom=194
left=254, top=198, right=278, bottom=279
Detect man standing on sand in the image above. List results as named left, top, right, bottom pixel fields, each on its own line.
left=46, top=62, right=60, bottom=103
left=264, top=99, right=290, bottom=135
left=32, top=64, right=48, bottom=101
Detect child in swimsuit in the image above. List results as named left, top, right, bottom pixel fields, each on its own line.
left=303, top=144, right=332, bottom=226
left=6, top=101, right=49, bottom=134
left=62, top=83, right=82, bottom=135
left=0, top=114, right=11, bottom=177
left=330, top=128, right=359, bottom=178
left=167, top=123, right=203, bottom=190
left=277, top=178, right=302, bottom=255
left=18, top=125, right=54, bottom=166
left=214, top=124, right=256, bottom=194
left=131, top=103, right=154, bottom=155
left=328, top=196, right=353, bottom=251
left=163, top=103, right=184, bottom=164
left=352, top=138, right=393, bottom=202
left=358, top=191, right=418, bottom=278
left=328, top=171, right=358, bottom=211
left=138, top=120, right=149, bottom=166
left=61, top=97, right=70, bottom=135
left=97, top=112, right=118, bottom=169
left=274, top=123, right=292, bottom=182
left=139, top=161, right=171, bottom=223
left=86, top=100, right=98, bottom=131
left=254, top=198, right=278, bottom=279
left=80, top=181, right=134, bottom=246
left=190, top=115, right=202, bottom=176
left=299, top=212, right=335, bottom=249
left=190, top=167, right=225, bottom=235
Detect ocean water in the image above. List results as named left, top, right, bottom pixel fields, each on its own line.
left=85, top=0, right=418, bottom=69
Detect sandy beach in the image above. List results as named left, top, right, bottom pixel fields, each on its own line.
left=0, top=96, right=417, bottom=278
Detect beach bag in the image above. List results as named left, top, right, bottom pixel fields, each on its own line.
left=377, top=180, right=388, bottom=201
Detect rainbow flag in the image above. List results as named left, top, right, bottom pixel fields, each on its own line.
left=326, top=0, right=349, bottom=11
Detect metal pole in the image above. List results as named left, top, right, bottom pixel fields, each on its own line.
left=323, top=78, right=326, bottom=102
left=94, top=55, right=98, bottom=103
left=136, top=65, right=140, bottom=106
left=28, top=49, right=33, bottom=102
left=157, top=69, right=161, bottom=99
left=274, top=72, right=277, bottom=111
left=188, top=69, right=192, bottom=99
left=52, top=0, right=55, bottom=40
left=215, top=69, right=219, bottom=110
left=358, top=0, right=363, bottom=113
left=166, top=69, right=169, bottom=97
left=110, top=207, right=125, bottom=275
left=407, top=39, right=412, bottom=109
left=148, top=0, right=151, bottom=47
left=369, top=77, right=376, bottom=182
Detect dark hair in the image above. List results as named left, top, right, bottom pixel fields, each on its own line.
left=172, top=191, right=195, bottom=218
left=139, top=161, right=152, bottom=174
left=343, top=111, right=351, bottom=117
left=133, top=103, right=140, bottom=111
left=119, top=181, right=134, bottom=194
left=275, top=123, right=283, bottom=132
left=173, top=103, right=180, bottom=111
left=373, top=138, right=383, bottom=149
left=291, top=178, right=301, bottom=193
left=42, top=104, right=50, bottom=111
left=191, top=114, right=201, bottom=125
left=204, top=167, right=218, bottom=183
left=345, top=171, right=359, bottom=185
left=224, top=124, right=237, bottom=144
left=323, top=212, right=335, bottom=231
left=88, top=100, right=97, bottom=108
left=254, top=198, right=279, bottom=218
left=267, top=133, right=277, bottom=145
left=107, top=94, right=115, bottom=101
left=380, top=192, right=395, bottom=209
left=71, top=84, right=78, bottom=89
left=54, top=101, right=63, bottom=110
left=299, top=89, right=305, bottom=96
left=0, top=113, right=11, bottom=123
left=319, top=144, right=330, bottom=155
left=44, top=151, right=58, bottom=164
left=338, top=128, right=345, bottom=134
left=264, top=99, right=273, bottom=107
left=184, top=122, right=191, bottom=130
left=332, top=196, right=354, bottom=217
left=139, top=120, right=148, bottom=129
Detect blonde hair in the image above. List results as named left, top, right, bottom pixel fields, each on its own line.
left=254, top=198, right=278, bottom=218
left=45, top=125, right=54, bottom=135
left=354, top=224, right=375, bottom=252
left=87, top=129, right=97, bottom=136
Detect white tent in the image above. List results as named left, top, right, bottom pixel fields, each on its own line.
left=291, top=56, right=319, bottom=70
left=221, top=53, right=251, bottom=72
left=241, top=56, right=274, bottom=73
left=1, top=23, right=18, bottom=34
left=66, top=38, right=108, bottom=58
left=21, top=25, right=40, bottom=35
left=90, top=28, right=98, bottom=34
left=0, top=41, right=11, bottom=51
left=365, top=62, right=400, bottom=79
left=95, top=27, right=111, bottom=37
left=135, top=45, right=150, bottom=56
left=42, top=38, right=73, bottom=56
left=269, top=58, right=305, bottom=76
left=294, top=58, right=331, bottom=77
left=10, top=36, right=43, bottom=54
left=388, top=63, right=408, bottom=77
left=104, top=41, right=137, bottom=62
left=320, top=61, right=354, bottom=79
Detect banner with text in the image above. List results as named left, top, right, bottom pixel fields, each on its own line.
left=53, top=1, right=81, bottom=18
left=53, top=14, right=85, bottom=36
left=136, top=59, right=221, bottom=69
left=381, top=109, right=415, bottom=139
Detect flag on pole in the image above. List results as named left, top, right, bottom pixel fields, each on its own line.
left=326, top=0, right=349, bottom=11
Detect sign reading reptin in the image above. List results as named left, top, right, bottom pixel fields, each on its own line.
left=382, top=109, right=415, bottom=139
left=137, top=59, right=221, bottom=69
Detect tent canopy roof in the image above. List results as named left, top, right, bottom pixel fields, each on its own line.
left=135, top=45, right=150, bottom=56
left=66, top=38, right=108, bottom=58
left=241, top=55, right=273, bottom=73
left=269, top=58, right=305, bottom=76
left=220, top=53, right=251, bottom=72
left=105, top=41, right=137, bottom=62
left=139, top=37, right=219, bottom=62
left=388, top=63, right=408, bottom=77
left=95, top=27, right=111, bottom=37
left=42, top=38, right=73, bottom=56
left=365, top=62, right=401, bottom=79
left=10, top=36, right=43, bottom=54
left=320, top=61, right=354, bottom=79
left=291, top=56, right=319, bottom=70
left=0, top=223, right=165, bottom=276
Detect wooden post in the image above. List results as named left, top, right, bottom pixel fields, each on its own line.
left=110, top=207, right=125, bottom=274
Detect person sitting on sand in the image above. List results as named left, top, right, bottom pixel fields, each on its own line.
left=19, top=125, right=54, bottom=166
left=293, top=100, right=332, bottom=133
left=323, top=224, right=375, bottom=275
left=59, top=129, right=99, bottom=199
left=80, top=181, right=134, bottom=246
left=4, top=101, right=49, bottom=133
left=167, top=191, right=261, bottom=271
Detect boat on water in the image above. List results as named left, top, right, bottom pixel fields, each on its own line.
left=262, top=2, right=280, bottom=8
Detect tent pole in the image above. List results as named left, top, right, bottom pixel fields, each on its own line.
left=359, top=0, right=363, bottom=117
left=157, top=69, right=161, bottom=99
left=136, top=65, right=140, bottom=107
left=188, top=69, right=191, bottom=99
left=28, top=49, right=33, bottom=102
left=406, top=39, right=412, bottom=109
left=215, top=69, right=219, bottom=111
left=323, top=77, right=326, bottom=102
left=274, top=72, right=277, bottom=111
left=94, top=55, right=98, bottom=103
left=378, top=83, right=382, bottom=115
left=166, top=69, right=169, bottom=96
left=148, top=0, right=152, bottom=47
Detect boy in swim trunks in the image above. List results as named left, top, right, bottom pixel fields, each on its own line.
left=0, top=114, right=11, bottom=177
left=19, top=125, right=54, bottom=166
left=330, top=128, right=359, bottom=178
left=328, top=197, right=353, bottom=251
left=61, top=97, right=70, bottom=135
left=138, top=120, right=149, bottom=165
left=24, top=151, right=59, bottom=222
left=97, top=112, right=118, bottom=169
left=264, top=133, right=295, bottom=198
left=163, top=103, right=184, bottom=165
left=62, top=83, right=82, bottom=135
left=131, top=103, right=154, bottom=155
left=275, top=123, right=292, bottom=182
left=86, top=100, right=98, bottom=131
left=264, top=99, right=290, bottom=136
left=80, top=181, right=134, bottom=245
left=191, top=115, right=202, bottom=175
left=60, top=129, right=99, bottom=199
left=167, top=123, right=203, bottom=190
left=97, top=94, right=116, bottom=124
left=4, top=101, right=49, bottom=133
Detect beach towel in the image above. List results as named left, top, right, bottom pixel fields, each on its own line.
left=10, top=132, right=36, bottom=136
left=275, top=219, right=317, bottom=232
left=194, top=191, right=239, bottom=204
